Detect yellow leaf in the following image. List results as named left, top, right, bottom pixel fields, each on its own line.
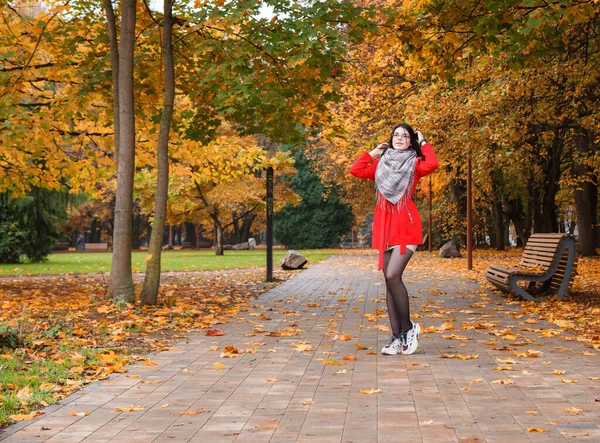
left=302, top=401, right=315, bottom=406
left=527, top=427, right=548, bottom=432
left=145, top=253, right=153, bottom=262
left=493, top=366, right=513, bottom=371
left=9, top=411, right=43, bottom=421
left=142, top=358, right=159, bottom=366
left=160, top=403, right=169, bottom=408
left=525, top=410, right=539, bottom=415
left=564, top=407, right=582, bottom=413
left=322, top=358, right=345, bottom=366
left=334, top=370, right=347, bottom=375
left=70, top=411, right=89, bottom=417
left=491, top=379, right=514, bottom=385
left=214, top=362, right=226, bottom=370
left=360, top=388, right=381, bottom=395
left=116, top=405, right=145, bottom=412
left=560, top=379, right=578, bottom=384
left=266, top=377, right=279, bottom=382
left=553, top=369, right=566, bottom=375
left=355, top=343, right=370, bottom=350
left=179, top=409, right=204, bottom=416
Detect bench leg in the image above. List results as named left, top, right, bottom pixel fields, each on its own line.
left=555, top=237, right=576, bottom=300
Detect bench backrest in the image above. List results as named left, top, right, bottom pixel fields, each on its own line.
left=521, top=233, right=578, bottom=292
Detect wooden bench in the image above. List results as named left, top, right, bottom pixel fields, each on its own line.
left=485, top=233, right=578, bottom=301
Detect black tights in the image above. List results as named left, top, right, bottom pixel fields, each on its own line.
left=383, top=248, right=414, bottom=336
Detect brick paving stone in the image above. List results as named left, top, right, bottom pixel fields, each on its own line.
left=1, top=253, right=599, bottom=442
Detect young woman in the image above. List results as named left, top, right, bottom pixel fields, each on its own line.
left=350, top=123, right=438, bottom=355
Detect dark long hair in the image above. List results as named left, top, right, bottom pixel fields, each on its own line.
left=383, top=122, right=424, bottom=158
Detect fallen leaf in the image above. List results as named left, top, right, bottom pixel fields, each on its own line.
left=322, top=358, right=345, bottom=366
left=142, top=358, right=159, bottom=366
left=360, top=388, right=381, bottom=395
left=302, top=401, right=315, bottom=406
left=160, top=403, right=169, bottom=408
left=259, top=424, right=279, bottom=430
left=355, top=343, right=370, bottom=350
left=491, top=379, right=514, bottom=385
left=206, top=329, right=225, bottom=336
left=9, top=411, right=43, bottom=421
left=179, top=409, right=204, bottom=416
left=553, top=369, right=566, bottom=375
left=525, top=410, right=539, bottom=415
left=527, top=427, right=548, bottom=432
left=116, top=405, right=145, bottom=412
left=342, top=355, right=357, bottom=361
left=561, top=379, right=578, bottom=384
left=70, top=411, right=89, bottom=417
left=214, top=362, right=226, bottom=370
left=266, top=377, right=279, bottom=382
left=334, top=370, right=347, bottom=375
left=564, top=407, right=582, bottom=413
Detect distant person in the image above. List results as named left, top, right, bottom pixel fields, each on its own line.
left=76, top=233, right=86, bottom=251
left=350, top=123, right=438, bottom=355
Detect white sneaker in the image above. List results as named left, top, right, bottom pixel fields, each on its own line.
left=402, top=323, right=420, bottom=355
left=381, top=335, right=402, bottom=355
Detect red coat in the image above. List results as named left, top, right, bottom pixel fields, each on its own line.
left=350, top=143, right=438, bottom=269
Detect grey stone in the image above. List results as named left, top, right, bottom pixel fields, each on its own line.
left=439, top=240, right=461, bottom=258
left=232, top=242, right=249, bottom=250
left=248, top=238, right=256, bottom=250
left=280, top=250, right=308, bottom=270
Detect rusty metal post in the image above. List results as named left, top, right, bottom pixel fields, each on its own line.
left=428, top=175, right=432, bottom=253
left=266, top=166, right=274, bottom=282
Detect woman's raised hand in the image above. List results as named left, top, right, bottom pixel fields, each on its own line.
left=369, top=142, right=389, bottom=159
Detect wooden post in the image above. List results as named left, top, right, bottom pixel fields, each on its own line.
left=266, top=166, right=274, bottom=282
left=467, top=54, right=473, bottom=270
left=428, top=175, right=433, bottom=252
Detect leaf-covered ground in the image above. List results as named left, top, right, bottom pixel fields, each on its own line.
left=1, top=248, right=599, bottom=427
left=411, top=249, right=600, bottom=350
left=0, top=268, right=296, bottom=426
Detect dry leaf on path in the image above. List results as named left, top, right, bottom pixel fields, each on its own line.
left=206, top=329, right=225, bottom=336
left=527, top=427, right=548, bottom=432
left=360, top=388, right=381, bottom=395
left=116, top=405, right=145, bottom=412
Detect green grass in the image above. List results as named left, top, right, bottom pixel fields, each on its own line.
left=0, top=249, right=341, bottom=277
left=0, top=347, right=101, bottom=426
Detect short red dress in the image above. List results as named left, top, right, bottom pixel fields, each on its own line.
left=350, top=143, right=438, bottom=269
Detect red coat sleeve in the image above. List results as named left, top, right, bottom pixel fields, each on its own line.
left=350, top=152, right=378, bottom=181
left=416, top=143, right=438, bottom=177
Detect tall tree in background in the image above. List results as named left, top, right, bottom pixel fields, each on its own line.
left=141, top=0, right=174, bottom=305
left=110, top=0, right=137, bottom=301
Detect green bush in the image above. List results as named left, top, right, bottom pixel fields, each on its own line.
left=0, top=189, right=68, bottom=263
left=274, top=146, right=353, bottom=249
left=0, top=222, right=27, bottom=263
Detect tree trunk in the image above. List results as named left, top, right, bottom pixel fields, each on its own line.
left=573, top=133, right=598, bottom=256
left=141, top=0, right=175, bottom=305
left=102, top=0, right=120, bottom=172
left=490, top=169, right=505, bottom=250
left=214, top=219, right=224, bottom=255
left=110, top=0, right=137, bottom=302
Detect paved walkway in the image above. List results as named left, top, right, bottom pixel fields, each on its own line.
left=2, top=254, right=599, bottom=442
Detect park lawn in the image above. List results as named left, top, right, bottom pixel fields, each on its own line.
left=0, top=249, right=341, bottom=277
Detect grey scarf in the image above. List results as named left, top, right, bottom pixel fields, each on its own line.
left=375, top=148, right=418, bottom=208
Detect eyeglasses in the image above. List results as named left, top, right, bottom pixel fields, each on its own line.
left=393, top=134, right=410, bottom=140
